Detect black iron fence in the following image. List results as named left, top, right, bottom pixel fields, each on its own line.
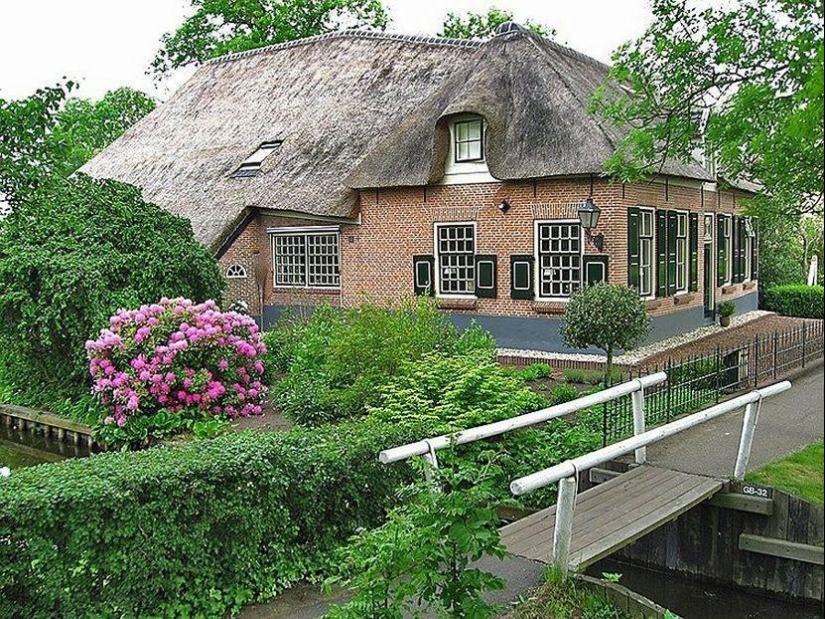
left=601, top=320, right=824, bottom=445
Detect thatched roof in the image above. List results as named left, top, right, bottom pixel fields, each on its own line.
left=347, top=24, right=712, bottom=188
left=83, top=26, right=712, bottom=251
left=82, top=31, right=479, bottom=250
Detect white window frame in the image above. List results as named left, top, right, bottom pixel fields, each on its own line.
left=269, top=226, right=341, bottom=290
left=453, top=118, right=485, bottom=163
left=434, top=222, right=477, bottom=298
left=534, top=219, right=583, bottom=300
left=639, top=208, right=656, bottom=299
left=675, top=211, right=689, bottom=294
left=225, top=264, right=248, bottom=279
left=232, top=141, right=282, bottom=177
left=720, top=214, right=733, bottom=286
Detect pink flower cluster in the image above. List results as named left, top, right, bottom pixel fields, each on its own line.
left=86, top=298, right=267, bottom=427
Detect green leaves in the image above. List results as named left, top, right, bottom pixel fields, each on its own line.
left=150, top=0, right=389, bottom=77
left=591, top=0, right=824, bottom=221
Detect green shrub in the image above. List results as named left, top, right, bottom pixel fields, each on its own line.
left=562, top=368, right=588, bottom=384
left=717, top=300, right=736, bottom=318
left=763, top=284, right=824, bottom=318
left=0, top=174, right=224, bottom=406
left=275, top=299, right=496, bottom=425
left=550, top=384, right=581, bottom=405
left=0, top=419, right=427, bottom=619
left=509, top=363, right=554, bottom=381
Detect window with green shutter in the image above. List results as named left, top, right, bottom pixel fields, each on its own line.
left=689, top=213, right=699, bottom=292
left=584, top=256, right=609, bottom=286
left=667, top=210, right=678, bottom=296
left=475, top=255, right=497, bottom=298
left=510, top=255, right=534, bottom=300
left=656, top=210, right=668, bottom=297
left=627, top=207, right=641, bottom=290
left=413, top=255, right=434, bottom=296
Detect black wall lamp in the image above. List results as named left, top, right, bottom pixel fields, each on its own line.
left=498, top=200, right=511, bottom=214
left=578, top=197, right=604, bottom=252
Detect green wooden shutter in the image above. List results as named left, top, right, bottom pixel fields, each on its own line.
left=738, top=217, right=748, bottom=283
left=510, top=255, right=534, bottom=300
left=627, top=207, right=640, bottom=290
left=689, top=212, right=699, bottom=292
left=656, top=210, right=668, bottom=297
left=475, top=255, right=497, bottom=298
left=584, top=256, right=609, bottom=286
left=413, top=255, right=435, bottom=296
left=667, top=210, right=678, bottom=296
left=751, top=224, right=759, bottom=281
left=717, top=216, right=726, bottom=286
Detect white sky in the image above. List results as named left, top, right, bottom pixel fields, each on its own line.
left=0, top=0, right=654, bottom=102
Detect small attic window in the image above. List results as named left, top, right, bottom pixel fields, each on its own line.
left=231, top=141, right=282, bottom=178
left=226, top=264, right=248, bottom=279
left=454, top=118, right=484, bottom=163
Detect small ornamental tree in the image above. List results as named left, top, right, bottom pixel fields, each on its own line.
left=561, top=284, right=651, bottom=385
left=0, top=175, right=224, bottom=402
left=86, top=298, right=267, bottom=430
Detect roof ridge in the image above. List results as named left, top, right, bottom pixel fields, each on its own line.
left=206, top=29, right=482, bottom=65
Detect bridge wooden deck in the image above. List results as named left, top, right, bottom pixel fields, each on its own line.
left=500, top=465, right=723, bottom=571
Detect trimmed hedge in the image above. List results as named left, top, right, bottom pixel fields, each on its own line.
left=763, top=285, right=824, bottom=319
left=0, top=420, right=425, bottom=619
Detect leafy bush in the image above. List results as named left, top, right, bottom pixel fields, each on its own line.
left=0, top=419, right=427, bottom=619
left=275, top=298, right=496, bottom=425
left=562, top=284, right=651, bottom=385
left=0, top=175, right=224, bottom=405
left=562, top=368, right=588, bottom=384
left=549, top=384, right=581, bottom=405
left=507, top=363, right=554, bottom=381
left=86, top=298, right=267, bottom=434
left=763, top=284, right=824, bottom=318
left=717, top=300, right=736, bottom=318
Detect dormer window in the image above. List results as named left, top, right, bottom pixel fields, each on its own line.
left=454, top=118, right=484, bottom=163
left=231, top=141, right=282, bottom=178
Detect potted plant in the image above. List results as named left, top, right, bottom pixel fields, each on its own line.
left=718, top=301, right=736, bottom=327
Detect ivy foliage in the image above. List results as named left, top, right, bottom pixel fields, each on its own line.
left=150, top=0, right=389, bottom=76
left=0, top=174, right=224, bottom=402
left=439, top=7, right=554, bottom=40
left=0, top=419, right=425, bottom=619
left=590, top=0, right=824, bottom=221
left=561, top=284, right=650, bottom=384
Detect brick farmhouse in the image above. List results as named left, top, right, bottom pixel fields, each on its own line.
left=83, top=24, right=760, bottom=352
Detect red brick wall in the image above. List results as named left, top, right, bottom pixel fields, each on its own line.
left=218, top=177, right=757, bottom=318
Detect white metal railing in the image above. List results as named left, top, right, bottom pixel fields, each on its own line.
left=509, top=380, right=792, bottom=574
left=379, top=372, right=668, bottom=478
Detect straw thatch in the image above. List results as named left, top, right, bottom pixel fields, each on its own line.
left=347, top=24, right=712, bottom=188
left=83, top=26, right=712, bottom=251
left=82, top=31, right=479, bottom=250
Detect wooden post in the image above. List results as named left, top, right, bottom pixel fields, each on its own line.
left=553, top=476, right=578, bottom=577
left=631, top=389, right=647, bottom=465
left=734, top=399, right=762, bottom=480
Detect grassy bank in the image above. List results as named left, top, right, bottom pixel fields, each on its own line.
left=505, top=577, right=630, bottom=619
left=745, top=442, right=824, bottom=505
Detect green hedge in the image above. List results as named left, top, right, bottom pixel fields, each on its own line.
left=0, top=420, right=425, bottom=619
left=763, top=285, right=824, bottom=319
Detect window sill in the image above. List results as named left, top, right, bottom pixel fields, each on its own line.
left=674, top=293, right=695, bottom=306
left=437, top=297, right=478, bottom=310
left=743, top=281, right=757, bottom=291
left=272, top=287, right=341, bottom=295
left=721, top=285, right=738, bottom=295
left=532, top=301, right=567, bottom=315
left=645, top=299, right=663, bottom=311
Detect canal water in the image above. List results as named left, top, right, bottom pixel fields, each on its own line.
left=588, top=558, right=823, bottom=619
left=0, top=422, right=90, bottom=469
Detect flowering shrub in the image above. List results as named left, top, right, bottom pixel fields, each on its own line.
left=86, top=298, right=267, bottom=429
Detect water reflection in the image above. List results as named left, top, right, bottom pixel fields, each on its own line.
left=588, top=558, right=823, bottom=619
left=0, top=421, right=90, bottom=469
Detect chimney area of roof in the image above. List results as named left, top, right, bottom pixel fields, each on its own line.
left=494, top=22, right=529, bottom=36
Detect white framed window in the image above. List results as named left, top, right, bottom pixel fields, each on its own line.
left=435, top=223, right=476, bottom=296
left=744, top=217, right=756, bottom=281
left=675, top=212, right=689, bottom=293
left=270, top=227, right=340, bottom=289
left=720, top=214, right=733, bottom=285
left=453, top=118, right=484, bottom=162
left=225, top=264, right=247, bottom=279
left=639, top=209, right=655, bottom=298
left=232, top=141, right=282, bottom=177
left=536, top=221, right=582, bottom=298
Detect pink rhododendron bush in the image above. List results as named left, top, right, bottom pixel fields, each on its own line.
left=86, top=298, right=267, bottom=430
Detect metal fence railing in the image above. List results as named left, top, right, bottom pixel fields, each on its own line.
left=601, top=320, right=824, bottom=445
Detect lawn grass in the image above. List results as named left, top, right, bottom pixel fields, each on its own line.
left=745, top=442, right=824, bottom=505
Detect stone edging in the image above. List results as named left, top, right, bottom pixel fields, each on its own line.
left=575, top=574, right=679, bottom=618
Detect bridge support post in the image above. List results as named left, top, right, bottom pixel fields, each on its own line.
left=733, top=399, right=762, bottom=480
left=553, top=475, right=578, bottom=577
left=631, top=389, right=647, bottom=464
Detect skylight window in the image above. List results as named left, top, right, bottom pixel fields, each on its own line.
left=231, top=141, right=282, bottom=178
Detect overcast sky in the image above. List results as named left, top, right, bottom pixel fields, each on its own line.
left=0, top=0, right=654, bottom=102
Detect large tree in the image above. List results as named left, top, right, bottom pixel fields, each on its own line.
left=591, top=0, right=824, bottom=220
left=0, top=84, right=155, bottom=209
left=150, top=0, right=389, bottom=77
left=439, top=7, right=554, bottom=40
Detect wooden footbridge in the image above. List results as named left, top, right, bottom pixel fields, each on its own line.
left=380, top=374, right=791, bottom=575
